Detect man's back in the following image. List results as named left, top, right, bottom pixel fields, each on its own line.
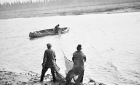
left=44, top=49, right=56, bottom=68
left=73, top=51, right=86, bottom=67
left=72, top=51, right=86, bottom=75
left=40, top=43, right=57, bottom=82
left=65, top=44, right=86, bottom=84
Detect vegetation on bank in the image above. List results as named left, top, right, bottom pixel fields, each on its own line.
left=0, top=0, right=139, bottom=11
left=0, top=0, right=140, bottom=19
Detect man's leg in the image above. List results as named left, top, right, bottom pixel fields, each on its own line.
left=80, top=70, right=84, bottom=83
left=51, top=67, right=56, bottom=82
left=65, top=70, right=74, bottom=85
left=80, top=76, right=83, bottom=83
left=74, top=70, right=84, bottom=84
left=40, top=68, right=48, bottom=82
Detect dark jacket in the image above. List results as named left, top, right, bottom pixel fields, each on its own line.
left=72, top=51, right=86, bottom=75
left=43, top=49, right=56, bottom=68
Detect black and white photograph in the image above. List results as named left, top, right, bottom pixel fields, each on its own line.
left=0, top=0, right=140, bottom=85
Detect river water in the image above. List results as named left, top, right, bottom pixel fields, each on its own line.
left=0, top=12, right=140, bottom=85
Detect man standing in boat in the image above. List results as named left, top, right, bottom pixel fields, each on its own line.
left=40, top=43, right=56, bottom=82
left=66, top=44, right=86, bottom=85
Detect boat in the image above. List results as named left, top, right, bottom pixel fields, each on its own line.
left=29, top=27, right=69, bottom=38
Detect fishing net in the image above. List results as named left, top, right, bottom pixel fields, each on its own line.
left=53, top=55, right=74, bottom=85
left=64, top=56, right=73, bottom=75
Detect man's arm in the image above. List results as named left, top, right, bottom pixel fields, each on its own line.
left=72, top=53, right=75, bottom=62
left=83, top=56, right=86, bottom=62
left=42, top=51, right=47, bottom=67
left=53, top=51, right=56, bottom=62
left=83, top=53, right=86, bottom=62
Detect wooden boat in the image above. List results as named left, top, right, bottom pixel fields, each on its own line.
left=29, top=27, right=69, bottom=38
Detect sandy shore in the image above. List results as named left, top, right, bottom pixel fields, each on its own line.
left=0, top=69, right=106, bottom=85
left=0, top=68, right=40, bottom=85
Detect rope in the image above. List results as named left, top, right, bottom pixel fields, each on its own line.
left=58, top=30, right=65, bottom=56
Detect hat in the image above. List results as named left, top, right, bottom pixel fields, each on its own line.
left=77, top=44, right=82, bottom=50
left=47, top=43, right=52, bottom=48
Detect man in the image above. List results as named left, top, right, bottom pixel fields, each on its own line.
left=72, top=44, right=86, bottom=83
left=40, top=43, right=56, bottom=82
left=65, top=44, right=86, bottom=85
left=54, top=24, right=60, bottom=33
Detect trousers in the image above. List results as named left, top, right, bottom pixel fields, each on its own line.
left=66, top=70, right=84, bottom=85
left=40, top=67, right=56, bottom=82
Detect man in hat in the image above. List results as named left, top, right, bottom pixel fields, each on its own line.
left=65, top=44, right=86, bottom=85
left=72, top=44, right=86, bottom=83
left=40, top=43, right=56, bottom=82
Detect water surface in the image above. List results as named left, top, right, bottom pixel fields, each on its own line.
left=0, top=12, right=140, bottom=85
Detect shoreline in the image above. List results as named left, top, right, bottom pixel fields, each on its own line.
left=0, top=69, right=106, bottom=85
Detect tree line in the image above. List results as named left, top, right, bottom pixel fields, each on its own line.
left=0, top=0, right=72, bottom=10
left=0, top=0, right=138, bottom=10
left=0, top=0, right=95, bottom=8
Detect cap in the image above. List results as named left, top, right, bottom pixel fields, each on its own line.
left=47, top=43, right=52, bottom=48
left=77, top=44, right=82, bottom=50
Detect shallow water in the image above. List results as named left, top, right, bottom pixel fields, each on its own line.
left=0, top=12, right=140, bottom=85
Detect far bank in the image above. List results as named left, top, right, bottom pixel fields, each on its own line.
left=0, top=1, right=140, bottom=19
